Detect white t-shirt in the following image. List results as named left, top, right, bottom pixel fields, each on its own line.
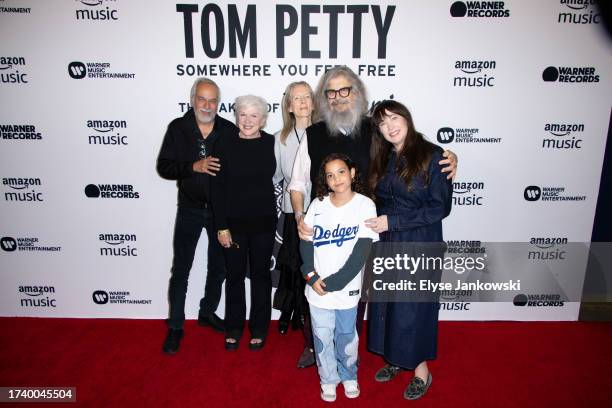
left=303, top=193, right=379, bottom=310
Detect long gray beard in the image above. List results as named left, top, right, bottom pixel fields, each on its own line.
left=322, top=106, right=362, bottom=137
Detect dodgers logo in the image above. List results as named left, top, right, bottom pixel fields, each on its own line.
left=313, top=224, right=359, bottom=247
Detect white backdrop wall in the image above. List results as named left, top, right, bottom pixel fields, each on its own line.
left=1, top=0, right=610, bottom=321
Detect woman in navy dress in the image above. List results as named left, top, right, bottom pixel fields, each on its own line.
left=365, top=100, right=453, bottom=400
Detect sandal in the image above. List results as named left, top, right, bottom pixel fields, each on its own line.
left=403, top=373, right=432, bottom=400
left=224, top=337, right=239, bottom=351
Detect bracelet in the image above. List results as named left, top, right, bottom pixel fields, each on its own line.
left=217, top=229, right=230, bottom=236
left=294, top=211, right=303, bottom=220
left=305, top=271, right=316, bottom=282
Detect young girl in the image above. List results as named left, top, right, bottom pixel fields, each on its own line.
left=299, top=153, right=379, bottom=402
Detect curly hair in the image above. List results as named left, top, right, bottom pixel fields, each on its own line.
left=314, top=153, right=369, bottom=201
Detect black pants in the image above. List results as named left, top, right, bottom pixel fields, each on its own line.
left=224, top=230, right=275, bottom=339
left=167, top=206, right=226, bottom=329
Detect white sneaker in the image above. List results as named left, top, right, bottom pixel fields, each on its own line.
left=320, top=383, right=337, bottom=402
left=342, top=380, right=360, bottom=398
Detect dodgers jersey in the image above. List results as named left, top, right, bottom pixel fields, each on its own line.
left=304, top=193, right=379, bottom=309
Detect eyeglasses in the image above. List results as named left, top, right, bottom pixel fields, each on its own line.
left=325, top=87, right=352, bottom=99
left=198, top=139, right=207, bottom=159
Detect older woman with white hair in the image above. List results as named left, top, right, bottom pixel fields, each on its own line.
left=211, top=94, right=279, bottom=351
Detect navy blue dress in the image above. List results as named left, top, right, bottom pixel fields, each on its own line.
left=367, top=144, right=453, bottom=369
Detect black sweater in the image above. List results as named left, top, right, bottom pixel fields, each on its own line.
left=156, top=109, right=237, bottom=208
left=306, top=119, right=372, bottom=200
left=211, top=130, right=277, bottom=233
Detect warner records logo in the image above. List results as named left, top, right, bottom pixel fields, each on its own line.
left=1, top=124, right=42, bottom=141
left=68, top=61, right=135, bottom=80
left=0, top=235, right=61, bottom=253
left=450, top=1, right=510, bottom=18
left=85, top=184, right=140, bottom=199
left=2, top=177, right=44, bottom=202
left=446, top=240, right=486, bottom=254
left=542, top=123, right=584, bottom=150
left=0, top=56, right=28, bottom=84
left=98, top=233, right=138, bottom=256
left=528, top=237, right=568, bottom=260
left=542, top=66, right=599, bottom=83
left=452, top=181, right=485, bottom=206
left=453, top=60, right=495, bottom=87
left=437, top=126, right=501, bottom=144
left=558, top=0, right=601, bottom=24
left=524, top=185, right=586, bottom=202
left=86, top=119, right=128, bottom=146
left=513, top=293, right=564, bottom=307
left=75, top=0, right=118, bottom=21
left=92, top=290, right=152, bottom=305
left=18, top=285, right=57, bottom=308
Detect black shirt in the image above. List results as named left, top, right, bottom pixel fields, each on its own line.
left=211, top=129, right=277, bottom=233
left=306, top=118, right=372, bottom=201
left=157, top=109, right=237, bottom=208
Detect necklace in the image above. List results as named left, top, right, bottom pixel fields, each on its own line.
left=293, top=125, right=306, bottom=143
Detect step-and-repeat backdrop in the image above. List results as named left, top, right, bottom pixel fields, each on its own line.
left=1, top=0, right=610, bottom=321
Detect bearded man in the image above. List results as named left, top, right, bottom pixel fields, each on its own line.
left=288, top=65, right=457, bottom=367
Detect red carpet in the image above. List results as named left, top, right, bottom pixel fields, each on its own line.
left=1, top=318, right=611, bottom=407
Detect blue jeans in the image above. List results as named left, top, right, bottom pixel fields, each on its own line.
left=309, top=304, right=359, bottom=385
left=167, top=206, right=226, bottom=329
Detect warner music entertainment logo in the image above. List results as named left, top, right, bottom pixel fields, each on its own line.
left=0, top=56, right=28, bottom=84
left=0, top=124, right=42, bottom=141
left=453, top=60, right=496, bottom=87
left=452, top=181, right=485, bottom=206
left=558, top=0, right=600, bottom=24
left=75, top=0, right=118, bottom=21
left=437, top=127, right=501, bottom=144
left=528, top=237, right=568, bottom=260
left=450, top=1, right=510, bottom=18
left=86, top=119, right=128, bottom=146
left=84, top=183, right=140, bottom=199
left=542, top=123, right=584, bottom=149
left=68, top=61, right=135, bottom=80
left=513, top=293, right=564, bottom=307
left=523, top=185, right=586, bottom=202
left=1, top=236, right=61, bottom=253
left=18, top=285, right=57, bottom=308
left=98, top=233, right=138, bottom=256
left=2, top=177, right=43, bottom=202
left=92, top=290, right=151, bottom=305
left=0, top=4, right=31, bottom=14
left=542, top=66, right=599, bottom=83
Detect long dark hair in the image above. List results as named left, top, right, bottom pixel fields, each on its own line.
left=369, top=100, right=434, bottom=193
left=314, top=153, right=369, bottom=201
